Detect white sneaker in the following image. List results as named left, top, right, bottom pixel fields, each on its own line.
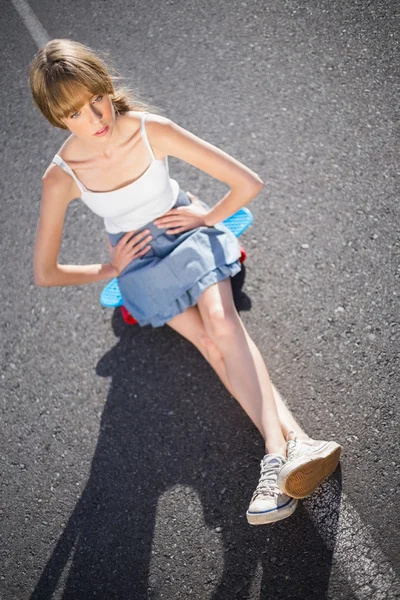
left=277, top=435, right=342, bottom=499
left=246, top=454, right=298, bottom=525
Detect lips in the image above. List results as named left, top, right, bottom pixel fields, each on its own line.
left=94, top=125, right=109, bottom=136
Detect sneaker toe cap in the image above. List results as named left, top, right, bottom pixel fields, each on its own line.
left=248, top=494, right=294, bottom=514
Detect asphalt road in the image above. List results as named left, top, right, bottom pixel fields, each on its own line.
left=1, top=0, right=399, bottom=598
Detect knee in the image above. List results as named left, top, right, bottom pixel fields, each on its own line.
left=205, top=308, right=241, bottom=342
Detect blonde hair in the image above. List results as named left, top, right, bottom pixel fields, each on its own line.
left=29, top=39, right=161, bottom=129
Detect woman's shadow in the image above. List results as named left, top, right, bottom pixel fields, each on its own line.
left=30, top=270, right=346, bottom=600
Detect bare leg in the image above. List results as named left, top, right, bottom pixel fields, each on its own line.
left=167, top=300, right=308, bottom=455
left=240, top=325, right=310, bottom=443
left=195, top=280, right=290, bottom=455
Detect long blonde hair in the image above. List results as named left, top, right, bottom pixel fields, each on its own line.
left=29, top=39, right=161, bottom=129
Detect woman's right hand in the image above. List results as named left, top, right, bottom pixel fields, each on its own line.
left=106, top=229, right=153, bottom=275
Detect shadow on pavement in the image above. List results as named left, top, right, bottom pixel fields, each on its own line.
left=30, top=274, right=345, bottom=600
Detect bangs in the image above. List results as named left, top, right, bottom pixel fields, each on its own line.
left=41, top=56, right=114, bottom=124
left=47, top=80, right=112, bottom=123
left=50, top=81, right=108, bottom=120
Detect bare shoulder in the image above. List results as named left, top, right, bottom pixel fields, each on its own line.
left=123, top=110, right=170, bottom=134
left=140, top=112, right=176, bottom=158
left=123, top=110, right=169, bottom=125
left=115, top=110, right=172, bottom=159
left=142, top=112, right=214, bottom=154
left=41, top=161, right=77, bottom=204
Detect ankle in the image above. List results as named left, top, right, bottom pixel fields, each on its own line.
left=265, top=445, right=287, bottom=458
left=286, top=430, right=310, bottom=442
left=296, top=433, right=311, bottom=442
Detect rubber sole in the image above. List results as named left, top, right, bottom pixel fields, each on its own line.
left=278, top=443, right=342, bottom=499
left=246, top=498, right=298, bottom=525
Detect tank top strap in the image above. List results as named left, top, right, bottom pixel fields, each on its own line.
left=140, top=112, right=156, bottom=162
left=52, top=154, right=87, bottom=193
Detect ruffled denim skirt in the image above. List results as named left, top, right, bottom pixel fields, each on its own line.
left=107, top=189, right=242, bottom=327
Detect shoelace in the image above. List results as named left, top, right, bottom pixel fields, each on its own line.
left=286, top=439, right=298, bottom=461
left=251, top=457, right=282, bottom=500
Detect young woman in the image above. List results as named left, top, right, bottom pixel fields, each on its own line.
left=30, top=39, right=342, bottom=526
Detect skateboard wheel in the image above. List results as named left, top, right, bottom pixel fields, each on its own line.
left=121, top=305, right=138, bottom=325
left=239, top=246, right=247, bottom=263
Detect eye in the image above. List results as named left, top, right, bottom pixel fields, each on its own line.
left=70, top=111, right=80, bottom=119
left=93, top=95, right=103, bottom=103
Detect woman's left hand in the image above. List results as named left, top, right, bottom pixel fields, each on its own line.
left=153, top=191, right=209, bottom=234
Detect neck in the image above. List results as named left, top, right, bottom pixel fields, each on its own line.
left=84, top=112, right=124, bottom=158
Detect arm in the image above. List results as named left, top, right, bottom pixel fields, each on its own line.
left=150, top=116, right=264, bottom=226
left=33, top=166, right=118, bottom=287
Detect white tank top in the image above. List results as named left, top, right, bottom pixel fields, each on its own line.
left=52, top=112, right=180, bottom=233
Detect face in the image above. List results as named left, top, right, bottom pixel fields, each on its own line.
left=62, top=93, right=115, bottom=141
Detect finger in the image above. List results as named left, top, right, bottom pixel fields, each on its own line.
left=153, top=213, right=172, bottom=225
left=130, top=234, right=152, bottom=251
left=121, top=229, right=149, bottom=246
left=153, top=210, right=179, bottom=225
left=120, top=229, right=139, bottom=243
left=129, top=232, right=152, bottom=247
left=135, top=245, right=152, bottom=257
left=154, top=216, right=184, bottom=228
left=132, top=229, right=151, bottom=241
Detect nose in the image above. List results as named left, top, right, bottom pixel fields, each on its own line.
left=89, top=103, right=102, bottom=123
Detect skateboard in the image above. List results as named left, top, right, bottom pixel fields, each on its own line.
left=100, top=206, right=253, bottom=324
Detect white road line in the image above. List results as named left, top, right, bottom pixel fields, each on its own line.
left=10, top=0, right=50, bottom=49
left=304, top=480, right=400, bottom=599
left=150, top=481, right=400, bottom=599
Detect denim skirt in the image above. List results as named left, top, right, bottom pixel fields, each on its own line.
left=107, top=189, right=242, bottom=327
